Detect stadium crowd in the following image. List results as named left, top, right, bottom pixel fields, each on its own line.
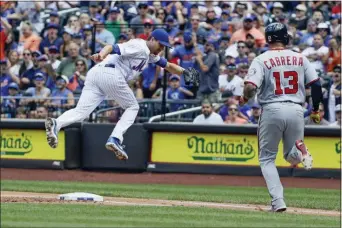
left=0, top=1, right=341, bottom=126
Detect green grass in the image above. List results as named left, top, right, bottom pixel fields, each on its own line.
left=1, top=180, right=340, bottom=211
left=1, top=203, right=340, bottom=228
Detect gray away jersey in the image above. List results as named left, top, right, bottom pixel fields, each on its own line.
left=244, top=49, right=319, bottom=105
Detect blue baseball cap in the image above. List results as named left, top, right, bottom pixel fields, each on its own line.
left=37, top=55, right=48, bottom=61
left=169, top=74, right=180, bottom=81
left=244, top=15, right=254, bottom=22
left=49, top=45, right=59, bottom=52
left=49, top=11, right=59, bottom=17
left=8, top=82, right=19, bottom=90
left=34, top=72, right=46, bottom=81
left=166, top=15, right=175, bottom=23
left=46, top=23, right=59, bottom=30
left=151, top=29, right=172, bottom=48
left=110, top=7, right=120, bottom=13
left=32, top=50, right=42, bottom=57
left=183, top=31, right=193, bottom=43
left=252, top=103, right=261, bottom=109
left=119, top=33, right=128, bottom=40
left=206, top=39, right=218, bottom=49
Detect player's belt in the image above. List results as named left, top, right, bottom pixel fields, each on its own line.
left=104, top=64, right=115, bottom=68
left=98, top=64, right=116, bottom=68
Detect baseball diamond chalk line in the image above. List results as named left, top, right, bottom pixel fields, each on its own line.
left=1, top=191, right=339, bottom=217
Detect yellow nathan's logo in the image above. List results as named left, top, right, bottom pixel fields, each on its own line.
left=0, top=132, right=33, bottom=156
left=187, top=136, right=256, bottom=162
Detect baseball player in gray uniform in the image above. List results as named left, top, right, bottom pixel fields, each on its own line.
left=45, top=29, right=199, bottom=160
left=240, top=23, right=323, bottom=212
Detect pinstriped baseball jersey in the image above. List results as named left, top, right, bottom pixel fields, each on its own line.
left=100, top=39, right=161, bottom=81
left=244, top=49, right=319, bottom=105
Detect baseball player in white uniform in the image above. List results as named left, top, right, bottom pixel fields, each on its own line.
left=240, top=23, right=323, bottom=212
left=45, top=29, right=199, bottom=160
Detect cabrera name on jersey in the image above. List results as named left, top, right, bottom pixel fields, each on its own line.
left=244, top=49, right=319, bottom=105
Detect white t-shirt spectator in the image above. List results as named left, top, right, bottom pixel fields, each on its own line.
left=193, top=112, right=224, bottom=124
left=302, top=46, right=329, bottom=71
left=218, top=74, right=243, bottom=96
left=50, top=60, right=61, bottom=71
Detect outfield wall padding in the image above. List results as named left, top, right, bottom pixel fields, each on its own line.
left=81, top=123, right=149, bottom=172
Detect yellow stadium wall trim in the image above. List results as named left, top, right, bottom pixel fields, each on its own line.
left=0, top=129, right=65, bottom=161
left=151, top=132, right=341, bottom=169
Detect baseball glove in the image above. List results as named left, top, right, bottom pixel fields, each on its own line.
left=310, top=111, right=321, bottom=124
left=183, top=67, right=200, bottom=87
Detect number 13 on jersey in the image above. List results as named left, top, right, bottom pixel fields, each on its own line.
left=273, top=71, right=299, bottom=95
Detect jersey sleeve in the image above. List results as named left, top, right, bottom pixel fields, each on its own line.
left=244, top=58, right=264, bottom=88
left=233, top=79, right=244, bottom=96
left=116, top=39, right=147, bottom=57
left=303, top=56, right=319, bottom=86
left=149, top=55, right=167, bottom=68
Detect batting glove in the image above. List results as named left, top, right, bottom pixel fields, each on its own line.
left=310, top=111, right=321, bottom=124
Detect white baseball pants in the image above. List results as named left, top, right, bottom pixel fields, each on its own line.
left=56, top=65, right=139, bottom=143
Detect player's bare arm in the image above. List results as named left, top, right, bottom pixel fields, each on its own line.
left=242, top=83, right=257, bottom=101
left=164, top=62, right=184, bottom=75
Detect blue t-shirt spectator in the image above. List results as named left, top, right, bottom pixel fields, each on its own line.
left=1, top=74, right=13, bottom=96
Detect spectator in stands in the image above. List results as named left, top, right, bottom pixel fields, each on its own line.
left=79, top=13, right=90, bottom=30
left=72, top=33, right=83, bottom=47
left=48, top=75, right=75, bottom=117
left=245, top=33, right=258, bottom=54
left=5, top=31, right=18, bottom=55
left=18, top=49, right=33, bottom=76
left=235, top=41, right=248, bottom=65
left=290, top=4, right=308, bottom=31
left=312, top=10, right=325, bottom=25
left=218, top=37, right=230, bottom=64
left=64, top=15, right=81, bottom=34
left=1, top=59, right=14, bottom=96
left=249, top=103, right=261, bottom=124
left=20, top=50, right=42, bottom=90
left=60, top=28, right=73, bottom=58
left=327, top=37, right=341, bottom=72
left=302, top=34, right=329, bottom=72
left=193, top=99, right=223, bottom=124
left=219, top=63, right=243, bottom=99
left=48, top=46, right=61, bottom=71
left=247, top=52, right=256, bottom=65
left=328, top=65, right=341, bottom=123
left=138, top=18, right=154, bottom=40
left=330, top=14, right=341, bottom=37
left=105, top=7, right=124, bottom=41
left=94, top=16, right=115, bottom=52
left=141, top=63, right=161, bottom=98
left=185, top=14, right=207, bottom=38
left=130, top=2, right=155, bottom=36
left=230, top=15, right=266, bottom=47
left=300, top=20, right=317, bottom=47
left=165, top=15, right=179, bottom=38
left=23, top=72, right=51, bottom=98
left=8, top=50, right=20, bottom=76
left=268, top=2, right=285, bottom=24
left=237, top=63, right=249, bottom=79
left=169, top=31, right=204, bottom=94
left=317, top=22, right=332, bottom=46
left=0, top=18, right=11, bottom=61
left=15, top=106, right=27, bottom=119
left=39, top=23, right=63, bottom=55
left=56, top=42, right=87, bottom=78
left=35, top=106, right=48, bottom=119
left=304, top=103, right=329, bottom=125
left=1, top=82, right=20, bottom=118
left=18, top=21, right=41, bottom=53
left=224, top=103, right=248, bottom=124
left=167, top=74, right=194, bottom=112
left=67, top=59, right=88, bottom=94
left=38, top=55, right=56, bottom=90
left=196, top=40, right=220, bottom=103
left=329, top=104, right=341, bottom=126
left=155, top=8, right=166, bottom=24
left=49, top=11, right=60, bottom=26
left=15, top=1, right=44, bottom=33
left=88, top=2, right=104, bottom=21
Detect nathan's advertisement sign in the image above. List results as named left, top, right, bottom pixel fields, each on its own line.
left=151, top=132, right=341, bottom=169
left=0, top=129, right=65, bottom=160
